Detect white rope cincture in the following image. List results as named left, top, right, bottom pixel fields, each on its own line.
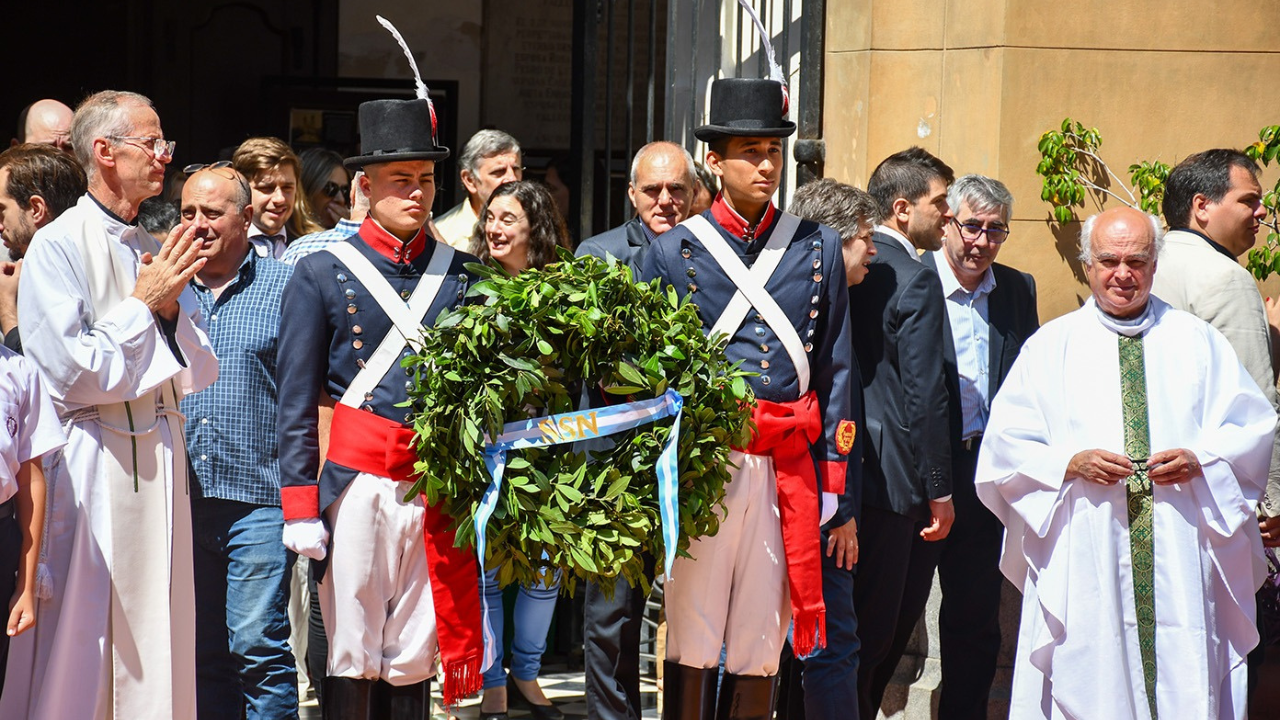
left=735, top=0, right=789, bottom=112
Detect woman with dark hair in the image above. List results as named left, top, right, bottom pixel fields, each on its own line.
left=471, top=180, right=572, bottom=275
left=299, top=147, right=352, bottom=230
left=471, top=180, right=570, bottom=720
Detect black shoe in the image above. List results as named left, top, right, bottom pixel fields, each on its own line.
left=715, top=673, right=779, bottom=720
left=507, top=674, right=566, bottom=720
left=663, top=662, right=718, bottom=720
left=374, top=678, right=431, bottom=720
left=321, top=677, right=374, bottom=720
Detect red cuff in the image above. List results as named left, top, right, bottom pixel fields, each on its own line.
left=281, top=485, right=320, bottom=520
left=819, top=460, right=847, bottom=495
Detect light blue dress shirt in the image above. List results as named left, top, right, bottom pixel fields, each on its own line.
left=933, top=250, right=995, bottom=440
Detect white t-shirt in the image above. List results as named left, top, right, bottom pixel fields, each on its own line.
left=0, top=345, right=66, bottom=504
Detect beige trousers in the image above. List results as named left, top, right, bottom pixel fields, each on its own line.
left=319, top=472, right=438, bottom=685
left=664, top=451, right=790, bottom=676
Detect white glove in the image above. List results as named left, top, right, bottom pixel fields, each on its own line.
left=820, top=492, right=838, bottom=525
left=282, top=518, right=329, bottom=561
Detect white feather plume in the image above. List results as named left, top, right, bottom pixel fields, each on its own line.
left=376, top=15, right=429, bottom=100
left=736, top=0, right=786, bottom=88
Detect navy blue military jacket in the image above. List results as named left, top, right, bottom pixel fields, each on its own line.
left=277, top=218, right=479, bottom=519
left=640, top=199, right=855, bottom=493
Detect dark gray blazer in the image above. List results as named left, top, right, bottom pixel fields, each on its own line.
left=847, top=233, right=952, bottom=522
left=922, top=253, right=1040, bottom=483
left=575, top=216, right=650, bottom=277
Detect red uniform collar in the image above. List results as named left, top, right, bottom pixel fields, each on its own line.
left=710, top=192, right=778, bottom=241
left=359, top=216, right=428, bottom=264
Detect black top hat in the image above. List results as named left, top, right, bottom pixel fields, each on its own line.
left=694, top=78, right=796, bottom=143
left=345, top=98, right=450, bottom=170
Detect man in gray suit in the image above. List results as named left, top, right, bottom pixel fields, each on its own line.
left=847, top=147, right=955, bottom=719
left=1150, top=149, right=1280, bottom=541
left=575, top=139, right=695, bottom=720
left=576, top=141, right=696, bottom=275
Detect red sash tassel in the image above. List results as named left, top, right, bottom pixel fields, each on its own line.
left=735, top=391, right=827, bottom=658
left=327, top=403, right=484, bottom=705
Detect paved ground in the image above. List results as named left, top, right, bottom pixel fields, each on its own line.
left=298, top=665, right=660, bottom=719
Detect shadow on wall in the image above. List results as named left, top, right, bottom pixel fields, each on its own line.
left=1048, top=217, right=1087, bottom=287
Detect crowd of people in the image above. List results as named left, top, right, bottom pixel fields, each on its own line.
left=0, top=37, right=1277, bottom=720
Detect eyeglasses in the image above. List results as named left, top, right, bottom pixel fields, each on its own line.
left=952, top=219, right=1010, bottom=244
left=485, top=212, right=527, bottom=228
left=183, top=160, right=231, bottom=176
left=110, top=135, right=176, bottom=160
left=322, top=181, right=351, bottom=200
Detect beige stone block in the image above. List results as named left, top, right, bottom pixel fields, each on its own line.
left=864, top=51, right=946, bottom=165
left=823, top=50, right=873, bottom=186
left=937, top=47, right=1005, bottom=178
left=869, top=0, right=946, bottom=50
left=943, top=0, right=1008, bottom=49
left=826, top=0, right=873, bottom=53
left=1005, top=0, right=1280, bottom=53
left=996, top=219, right=1090, bottom=321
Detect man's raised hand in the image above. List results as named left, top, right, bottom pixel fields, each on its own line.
left=132, top=222, right=206, bottom=320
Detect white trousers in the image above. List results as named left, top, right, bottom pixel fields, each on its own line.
left=319, top=473, right=437, bottom=685
left=664, top=451, right=790, bottom=676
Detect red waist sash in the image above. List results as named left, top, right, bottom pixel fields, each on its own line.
left=735, top=391, right=827, bottom=658
left=328, top=403, right=482, bottom=705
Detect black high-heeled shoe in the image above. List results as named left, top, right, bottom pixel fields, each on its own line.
left=507, top=675, right=565, bottom=720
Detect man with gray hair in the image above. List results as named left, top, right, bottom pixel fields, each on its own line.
left=923, top=174, right=1038, bottom=719
left=434, top=128, right=522, bottom=249
left=575, top=139, right=695, bottom=720
left=977, top=205, right=1273, bottom=718
left=577, top=140, right=695, bottom=275
left=5, top=90, right=217, bottom=720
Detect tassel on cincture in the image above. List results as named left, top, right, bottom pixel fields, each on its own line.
left=35, top=562, right=52, bottom=600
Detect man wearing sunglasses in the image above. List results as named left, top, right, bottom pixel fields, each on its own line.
left=923, top=175, right=1039, bottom=719
left=8, top=90, right=217, bottom=720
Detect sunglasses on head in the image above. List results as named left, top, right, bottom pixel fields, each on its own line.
left=322, top=181, right=351, bottom=200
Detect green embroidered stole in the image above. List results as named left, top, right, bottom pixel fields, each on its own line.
left=1119, top=333, right=1157, bottom=719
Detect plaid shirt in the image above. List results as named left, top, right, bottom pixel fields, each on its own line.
left=182, top=252, right=293, bottom=505
left=280, top=218, right=361, bottom=266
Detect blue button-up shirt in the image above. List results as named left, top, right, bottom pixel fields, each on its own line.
left=182, top=251, right=294, bottom=505
left=933, top=249, right=995, bottom=440
left=280, top=218, right=362, bottom=266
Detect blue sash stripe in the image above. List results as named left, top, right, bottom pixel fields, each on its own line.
left=473, top=388, right=685, bottom=671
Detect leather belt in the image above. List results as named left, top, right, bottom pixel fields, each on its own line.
left=962, top=434, right=984, bottom=452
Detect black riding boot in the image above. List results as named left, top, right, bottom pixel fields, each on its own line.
left=663, top=661, right=718, bottom=720
left=374, top=678, right=432, bottom=720
left=321, top=677, right=374, bottom=720
left=715, top=673, right=779, bottom=720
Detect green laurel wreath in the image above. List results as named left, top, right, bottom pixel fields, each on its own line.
left=403, top=252, right=754, bottom=594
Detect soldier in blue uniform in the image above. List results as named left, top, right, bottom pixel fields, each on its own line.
left=641, top=77, right=857, bottom=720
left=277, top=96, right=485, bottom=720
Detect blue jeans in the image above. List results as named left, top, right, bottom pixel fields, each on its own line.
left=798, top=525, right=861, bottom=719
left=192, top=497, right=299, bottom=720
left=481, top=565, right=560, bottom=689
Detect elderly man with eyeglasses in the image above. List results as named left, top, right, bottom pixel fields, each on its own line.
left=921, top=174, right=1039, bottom=719
left=4, top=90, right=217, bottom=720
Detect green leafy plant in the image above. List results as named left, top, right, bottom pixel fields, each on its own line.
left=404, top=251, right=754, bottom=596
left=1036, top=118, right=1170, bottom=224
left=1243, top=125, right=1280, bottom=279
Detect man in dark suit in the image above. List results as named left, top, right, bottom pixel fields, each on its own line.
left=922, top=174, right=1038, bottom=719
left=576, top=141, right=696, bottom=275
left=575, top=139, right=695, bottom=720
left=848, top=147, right=955, bottom=719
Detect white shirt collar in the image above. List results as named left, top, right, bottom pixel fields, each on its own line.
left=875, top=224, right=920, bottom=262
left=933, top=249, right=996, bottom=299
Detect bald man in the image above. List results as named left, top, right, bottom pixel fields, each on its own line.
left=12, top=100, right=73, bottom=153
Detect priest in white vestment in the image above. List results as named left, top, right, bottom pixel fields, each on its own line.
left=976, top=207, right=1276, bottom=720
left=0, top=91, right=216, bottom=720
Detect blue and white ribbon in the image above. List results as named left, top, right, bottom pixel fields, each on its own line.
left=473, top=388, right=684, bottom=670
